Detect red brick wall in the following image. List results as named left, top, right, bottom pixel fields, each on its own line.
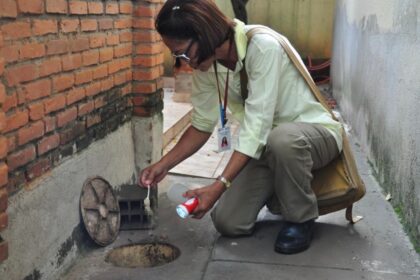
left=0, top=0, right=164, bottom=263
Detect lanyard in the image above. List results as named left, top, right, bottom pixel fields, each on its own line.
left=213, top=62, right=229, bottom=128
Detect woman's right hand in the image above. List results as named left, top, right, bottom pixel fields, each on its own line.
left=139, top=162, right=168, bottom=188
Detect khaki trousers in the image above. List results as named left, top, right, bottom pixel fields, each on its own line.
left=211, top=122, right=339, bottom=236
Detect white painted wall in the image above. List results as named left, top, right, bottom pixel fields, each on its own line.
left=332, top=0, right=420, bottom=243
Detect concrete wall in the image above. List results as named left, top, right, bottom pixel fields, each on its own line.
left=0, top=123, right=136, bottom=279
left=331, top=0, right=420, bottom=247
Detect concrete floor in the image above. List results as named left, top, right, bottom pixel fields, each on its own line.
left=62, top=87, right=420, bottom=280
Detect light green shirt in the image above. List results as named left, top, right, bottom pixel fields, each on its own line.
left=191, top=20, right=343, bottom=159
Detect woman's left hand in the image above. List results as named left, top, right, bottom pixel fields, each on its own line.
left=184, top=182, right=226, bottom=219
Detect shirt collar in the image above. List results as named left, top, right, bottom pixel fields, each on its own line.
left=233, top=19, right=248, bottom=72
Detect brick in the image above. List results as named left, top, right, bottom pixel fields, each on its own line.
left=7, top=171, right=25, bottom=194
left=0, top=188, right=6, bottom=212
left=3, top=93, right=17, bottom=113
left=0, top=46, right=18, bottom=63
left=75, top=69, right=93, bottom=85
left=47, top=39, right=68, bottom=55
left=46, top=1, right=67, bottom=13
left=5, top=64, right=39, bottom=87
left=120, top=32, right=133, bottom=43
left=0, top=0, right=18, bottom=18
left=7, top=145, right=36, bottom=171
left=86, top=114, right=100, bottom=127
left=7, top=135, right=16, bottom=153
left=57, top=107, right=77, bottom=127
left=39, top=57, right=62, bottom=77
left=85, top=81, right=101, bottom=97
left=66, top=87, right=85, bottom=104
left=100, top=77, right=113, bottom=92
left=33, top=19, right=58, bottom=36
left=46, top=0, right=67, bottom=14
left=133, top=81, right=157, bottom=94
left=133, top=67, right=161, bottom=81
left=5, top=64, right=38, bottom=87
left=99, top=48, right=113, bottom=62
left=59, top=121, right=85, bottom=145
left=89, top=35, right=105, bottom=48
left=88, top=2, right=103, bottom=14
left=53, top=74, right=74, bottom=92
left=120, top=2, right=133, bottom=14
left=1, top=21, right=31, bottom=40
left=70, top=38, right=89, bottom=52
left=0, top=163, right=7, bottom=187
left=17, top=120, right=44, bottom=146
left=17, top=0, right=44, bottom=14
left=0, top=238, right=8, bottom=263
left=19, top=42, right=45, bottom=60
left=114, top=44, right=132, bottom=58
left=0, top=84, right=4, bottom=104
left=133, top=54, right=161, bottom=67
left=81, top=19, right=97, bottom=32
left=105, top=3, right=119, bottom=14
left=69, top=1, right=88, bottom=15
left=114, top=72, right=127, bottom=86
left=93, top=64, right=108, bottom=80
left=0, top=212, right=8, bottom=231
left=108, top=60, right=121, bottom=74
left=78, top=100, right=94, bottom=116
left=5, top=110, right=28, bottom=133
left=44, top=116, right=56, bottom=132
left=121, top=83, right=132, bottom=96
left=24, top=79, right=52, bottom=102
left=28, top=102, right=44, bottom=121
left=38, top=133, right=59, bottom=155
left=94, top=96, right=105, bottom=109
left=135, top=43, right=162, bottom=55
left=60, top=19, right=79, bottom=33
left=0, top=137, right=7, bottom=159
left=115, top=18, right=132, bottom=29
left=98, top=19, right=113, bottom=30
left=62, top=54, right=82, bottom=71
left=106, top=34, right=119, bottom=46
left=133, top=18, right=155, bottom=30
left=26, top=157, right=51, bottom=180
left=133, top=30, right=160, bottom=43
left=134, top=5, right=158, bottom=17
left=121, top=57, right=131, bottom=69
left=0, top=58, right=4, bottom=76
left=44, top=94, right=66, bottom=113
left=82, top=50, right=99, bottom=66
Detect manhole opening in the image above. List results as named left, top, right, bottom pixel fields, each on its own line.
left=105, top=243, right=180, bottom=268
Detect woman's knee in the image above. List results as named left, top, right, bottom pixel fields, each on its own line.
left=211, top=209, right=253, bottom=237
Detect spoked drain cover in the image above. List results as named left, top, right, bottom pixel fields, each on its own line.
left=80, top=176, right=120, bottom=246
left=105, top=243, right=180, bottom=268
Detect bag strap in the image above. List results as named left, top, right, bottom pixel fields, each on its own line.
left=243, top=26, right=337, bottom=121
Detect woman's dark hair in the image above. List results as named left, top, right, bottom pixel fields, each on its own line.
left=155, top=0, right=235, bottom=65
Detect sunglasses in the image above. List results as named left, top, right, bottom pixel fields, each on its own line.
left=173, top=40, right=195, bottom=68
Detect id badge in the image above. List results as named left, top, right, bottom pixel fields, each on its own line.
left=217, top=126, right=231, bottom=152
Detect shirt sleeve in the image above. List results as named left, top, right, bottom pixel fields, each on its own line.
left=190, top=70, right=219, bottom=133
left=235, top=36, right=288, bottom=159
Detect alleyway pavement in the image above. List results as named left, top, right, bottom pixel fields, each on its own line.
left=63, top=88, right=420, bottom=280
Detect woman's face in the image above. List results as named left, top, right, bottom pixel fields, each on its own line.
left=162, top=36, right=215, bottom=71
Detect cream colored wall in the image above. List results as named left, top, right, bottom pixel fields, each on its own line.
left=247, top=0, right=336, bottom=58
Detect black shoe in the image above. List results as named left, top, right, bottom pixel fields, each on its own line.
left=274, top=219, right=315, bottom=254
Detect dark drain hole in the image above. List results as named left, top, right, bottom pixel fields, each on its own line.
left=105, top=243, right=180, bottom=268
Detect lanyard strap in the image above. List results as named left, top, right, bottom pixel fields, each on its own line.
left=213, top=62, right=229, bottom=127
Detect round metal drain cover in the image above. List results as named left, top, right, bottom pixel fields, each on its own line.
left=80, top=176, right=120, bottom=246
